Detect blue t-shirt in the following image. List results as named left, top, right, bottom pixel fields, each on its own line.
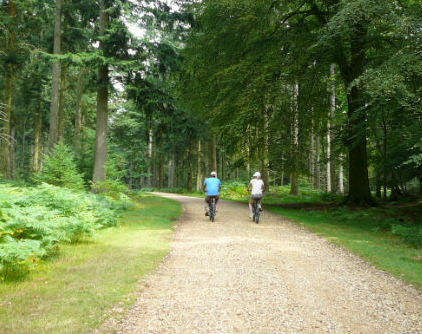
left=204, top=177, right=221, bottom=196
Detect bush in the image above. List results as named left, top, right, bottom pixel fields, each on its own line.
left=391, top=224, right=422, bottom=248
left=37, top=142, right=85, bottom=190
left=0, top=183, right=123, bottom=278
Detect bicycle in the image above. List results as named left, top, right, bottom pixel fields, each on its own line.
left=209, top=196, right=217, bottom=222
left=252, top=197, right=260, bottom=224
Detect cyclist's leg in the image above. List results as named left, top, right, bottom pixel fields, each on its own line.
left=215, top=196, right=219, bottom=211
left=248, top=197, right=254, bottom=217
left=204, top=196, right=210, bottom=215
left=258, top=197, right=263, bottom=210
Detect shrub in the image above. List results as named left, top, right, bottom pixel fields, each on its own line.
left=0, top=183, right=123, bottom=278
left=391, top=224, right=422, bottom=248
left=37, top=142, right=85, bottom=190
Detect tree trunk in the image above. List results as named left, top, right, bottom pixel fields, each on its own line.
left=158, top=127, right=163, bottom=189
left=92, top=0, right=109, bottom=183
left=262, top=105, right=270, bottom=192
left=338, top=153, right=344, bottom=194
left=58, top=62, right=67, bottom=141
left=345, top=86, right=372, bottom=205
left=196, top=140, right=202, bottom=191
left=74, top=69, right=84, bottom=153
left=32, top=104, right=42, bottom=174
left=290, top=81, right=299, bottom=195
left=208, top=134, right=217, bottom=174
left=327, top=63, right=335, bottom=192
left=316, top=133, right=321, bottom=190
left=187, top=141, right=193, bottom=192
left=336, top=24, right=372, bottom=206
left=48, top=0, right=62, bottom=151
left=310, top=111, right=315, bottom=187
left=168, top=153, right=175, bottom=188
left=9, top=127, right=15, bottom=177
left=0, top=0, right=16, bottom=178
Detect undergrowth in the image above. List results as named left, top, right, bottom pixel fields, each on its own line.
left=0, top=183, right=132, bottom=279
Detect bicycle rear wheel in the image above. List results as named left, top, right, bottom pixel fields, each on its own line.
left=254, top=199, right=260, bottom=224
left=210, top=198, right=215, bottom=222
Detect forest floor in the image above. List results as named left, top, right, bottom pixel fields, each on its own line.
left=97, top=193, right=422, bottom=334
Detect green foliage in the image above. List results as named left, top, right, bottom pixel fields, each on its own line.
left=37, top=143, right=85, bottom=190
left=391, top=224, right=422, bottom=248
left=0, top=183, right=123, bottom=278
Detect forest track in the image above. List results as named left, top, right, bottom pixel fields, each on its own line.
left=97, top=193, right=422, bottom=334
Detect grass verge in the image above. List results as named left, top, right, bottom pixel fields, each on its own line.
left=267, top=205, right=422, bottom=289
left=0, top=194, right=180, bottom=334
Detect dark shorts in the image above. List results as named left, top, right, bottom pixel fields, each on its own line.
left=251, top=194, right=263, bottom=200
left=205, top=195, right=219, bottom=203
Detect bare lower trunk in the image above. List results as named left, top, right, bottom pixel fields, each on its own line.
left=263, top=106, right=270, bottom=192
left=9, top=127, right=15, bottom=177
left=58, top=63, right=67, bottom=141
left=310, top=111, right=315, bottom=187
left=209, top=134, right=217, bottom=174
left=0, top=1, right=16, bottom=178
left=290, top=81, right=299, bottom=195
left=196, top=140, right=202, bottom=191
left=32, top=106, right=42, bottom=173
left=187, top=141, right=193, bottom=192
left=146, top=127, right=153, bottom=187
left=168, top=154, right=175, bottom=188
left=316, top=134, right=321, bottom=190
left=327, top=63, right=335, bottom=192
left=48, top=0, right=62, bottom=151
left=92, top=0, right=109, bottom=183
left=338, top=153, right=344, bottom=194
left=74, top=69, right=84, bottom=152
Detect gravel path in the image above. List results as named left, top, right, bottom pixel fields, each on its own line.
left=98, top=193, right=422, bottom=333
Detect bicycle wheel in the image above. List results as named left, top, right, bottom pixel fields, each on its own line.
left=254, top=199, right=260, bottom=224
left=210, top=198, right=215, bottom=222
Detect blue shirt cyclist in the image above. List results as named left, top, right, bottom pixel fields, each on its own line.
left=203, top=171, right=221, bottom=216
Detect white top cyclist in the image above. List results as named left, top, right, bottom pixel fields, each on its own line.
left=250, top=178, right=265, bottom=196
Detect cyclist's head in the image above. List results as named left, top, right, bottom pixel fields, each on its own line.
left=210, top=171, right=217, bottom=177
left=253, top=171, right=261, bottom=179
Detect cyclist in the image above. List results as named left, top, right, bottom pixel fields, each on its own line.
left=247, top=171, right=265, bottom=219
left=203, top=171, right=221, bottom=216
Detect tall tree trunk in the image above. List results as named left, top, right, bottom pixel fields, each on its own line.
left=48, top=0, right=62, bottom=151
left=327, top=63, right=335, bottom=192
left=338, top=153, right=344, bottom=194
left=74, top=69, right=84, bottom=153
left=0, top=0, right=16, bottom=178
left=19, top=122, right=24, bottom=169
left=262, top=105, right=270, bottom=192
left=345, top=84, right=372, bottom=205
left=316, top=133, right=321, bottom=190
left=58, top=63, right=67, bottom=141
left=187, top=141, right=193, bottom=192
left=310, top=112, right=315, bottom=187
left=32, top=104, right=42, bottom=173
left=92, top=0, right=109, bottom=183
left=9, top=127, right=15, bottom=177
left=196, top=140, right=202, bottom=191
left=208, top=134, right=217, bottom=174
left=290, top=82, right=299, bottom=195
left=158, top=127, right=163, bottom=189
left=336, top=24, right=372, bottom=205
left=146, top=126, right=153, bottom=187
left=168, top=153, right=175, bottom=188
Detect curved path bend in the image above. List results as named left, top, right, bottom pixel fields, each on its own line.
left=99, top=193, right=422, bottom=333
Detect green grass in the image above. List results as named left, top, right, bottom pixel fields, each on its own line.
left=0, top=194, right=181, bottom=334
left=267, top=205, right=422, bottom=289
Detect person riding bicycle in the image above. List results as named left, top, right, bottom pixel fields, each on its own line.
left=203, top=171, right=221, bottom=216
left=247, top=171, right=265, bottom=219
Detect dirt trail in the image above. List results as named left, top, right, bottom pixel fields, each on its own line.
left=98, top=193, right=422, bottom=333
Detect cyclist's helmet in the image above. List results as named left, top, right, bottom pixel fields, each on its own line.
left=210, top=171, right=217, bottom=176
left=253, top=171, right=261, bottom=178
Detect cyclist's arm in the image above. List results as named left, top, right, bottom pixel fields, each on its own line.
left=203, top=181, right=206, bottom=193
left=247, top=182, right=251, bottom=192
left=261, top=182, right=265, bottom=192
